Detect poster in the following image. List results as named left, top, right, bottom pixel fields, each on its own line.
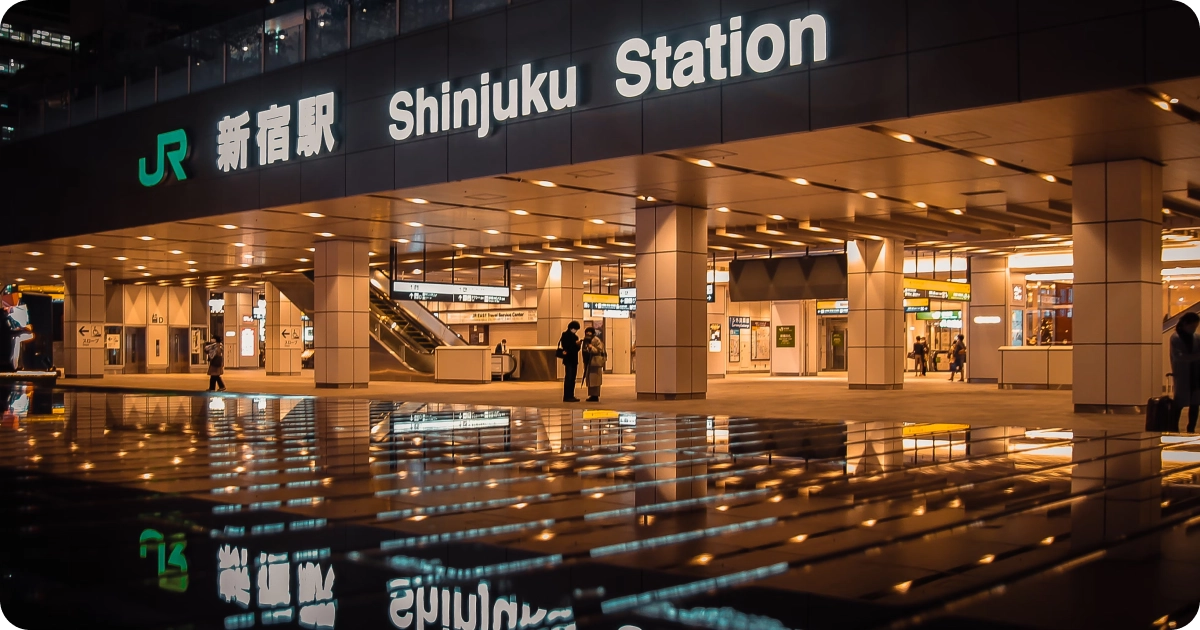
left=729, top=329, right=741, bottom=362
left=751, top=320, right=771, bottom=361
left=776, top=325, right=796, bottom=348
left=709, top=323, right=722, bottom=353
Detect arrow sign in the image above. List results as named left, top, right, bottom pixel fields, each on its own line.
left=78, top=324, right=103, bottom=348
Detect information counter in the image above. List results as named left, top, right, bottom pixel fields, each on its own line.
left=998, top=346, right=1072, bottom=390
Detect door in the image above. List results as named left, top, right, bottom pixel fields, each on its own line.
left=825, top=318, right=847, bottom=371
left=169, top=327, right=189, bottom=373
left=124, top=327, right=147, bottom=374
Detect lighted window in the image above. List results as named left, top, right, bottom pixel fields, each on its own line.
left=307, top=0, right=348, bottom=59
left=265, top=1, right=305, bottom=71
left=225, top=13, right=263, bottom=82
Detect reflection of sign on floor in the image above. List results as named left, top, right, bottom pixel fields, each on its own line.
left=78, top=324, right=103, bottom=348
left=281, top=327, right=302, bottom=349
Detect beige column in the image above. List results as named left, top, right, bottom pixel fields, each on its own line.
left=1072, top=160, right=1163, bottom=413
left=314, top=240, right=370, bottom=388
left=265, top=283, right=303, bottom=376
left=966, top=255, right=1014, bottom=384
left=222, top=292, right=256, bottom=370
left=535, top=261, right=584, bottom=346
left=847, top=238, right=904, bottom=390
left=63, top=268, right=106, bottom=378
left=635, top=205, right=708, bottom=401
left=802, top=299, right=819, bottom=376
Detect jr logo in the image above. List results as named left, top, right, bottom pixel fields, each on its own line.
left=138, top=129, right=189, bottom=187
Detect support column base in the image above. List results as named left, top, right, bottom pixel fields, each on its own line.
left=637, top=393, right=707, bottom=401
left=849, top=383, right=904, bottom=391
left=64, top=374, right=103, bottom=379
left=267, top=372, right=302, bottom=377
left=968, top=378, right=998, bottom=385
left=1074, top=403, right=1145, bottom=415
left=316, top=383, right=369, bottom=389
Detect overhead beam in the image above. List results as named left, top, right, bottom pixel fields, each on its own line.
left=1007, top=203, right=1071, bottom=224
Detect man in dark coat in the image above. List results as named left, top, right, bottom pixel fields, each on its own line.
left=559, top=321, right=581, bottom=402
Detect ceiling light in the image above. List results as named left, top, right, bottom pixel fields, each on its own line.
left=369, top=251, right=378, bottom=256
left=532, top=180, right=556, bottom=188
left=485, top=229, right=501, bottom=235
left=895, top=133, right=914, bottom=143
left=138, top=236, right=154, bottom=241
left=394, top=238, right=410, bottom=244
left=27, top=251, right=42, bottom=256
left=769, top=214, right=784, bottom=221
left=188, top=268, right=199, bottom=273
left=412, top=269, right=423, bottom=275
left=67, top=262, right=79, bottom=267
left=792, top=178, right=809, bottom=185
left=316, top=232, right=334, bottom=238
left=142, top=272, right=152, bottom=277
left=637, top=195, right=657, bottom=202
left=1155, top=100, right=1172, bottom=111
left=243, top=254, right=254, bottom=259
left=50, top=274, right=61, bottom=279
left=219, top=224, right=237, bottom=230
left=1163, top=208, right=1173, bottom=215
left=408, top=198, right=428, bottom=204
left=863, top=192, right=878, bottom=199
left=590, top=219, right=605, bottom=224
left=696, top=159, right=715, bottom=167
left=1042, top=174, right=1057, bottom=183
left=78, top=244, right=94, bottom=249
left=454, top=243, right=467, bottom=249
left=303, top=212, right=325, bottom=218
left=186, top=260, right=197, bottom=264
left=405, top=222, right=422, bottom=228
left=234, top=242, right=246, bottom=247
left=717, top=207, right=730, bottom=213
left=14, top=278, right=24, bottom=282
left=949, top=209, right=964, bottom=215
left=297, top=258, right=310, bottom=262
left=514, top=284, right=524, bottom=291
left=544, top=235, right=557, bottom=240
left=512, top=209, right=529, bottom=216
left=979, top=156, right=997, bottom=166
left=240, top=264, right=250, bottom=268
left=169, top=250, right=183, bottom=255
left=114, top=256, right=128, bottom=261
left=24, top=267, right=35, bottom=271
left=135, top=265, right=146, bottom=270
left=914, top=202, right=928, bottom=209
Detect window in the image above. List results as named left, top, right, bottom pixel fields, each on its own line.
left=264, top=1, right=305, bottom=71
left=0, top=23, right=28, bottom=43
left=401, top=0, right=449, bottom=34
left=32, top=28, right=71, bottom=50
left=225, top=14, right=263, bottom=82
left=190, top=26, right=225, bottom=92
left=352, top=0, right=396, bottom=46
left=0, top=59, right=23, bottom=75
left=1, top=126, right=14, bottom=142
left=307, top=0, right=349, bottom=59
left=454, top=0, right=506, bottom=18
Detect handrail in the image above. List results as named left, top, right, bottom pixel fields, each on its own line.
left=370, top=269, right=467, bottom=347
left=1165, top=301, right=1200, bottom=334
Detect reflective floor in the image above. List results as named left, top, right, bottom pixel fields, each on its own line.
left=2, top=385, right=1200, bottom=630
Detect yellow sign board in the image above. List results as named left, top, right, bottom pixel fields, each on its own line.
left=903, top=278, right=971, bottom=301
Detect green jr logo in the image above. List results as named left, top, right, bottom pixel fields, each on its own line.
left=138, top=129, right=189, bottom=187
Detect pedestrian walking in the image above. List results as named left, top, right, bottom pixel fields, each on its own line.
left=948, top=334, right=967, bottom=382
left=205, top=336, right=226, bottom=392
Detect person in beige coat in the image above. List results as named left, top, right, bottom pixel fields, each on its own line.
left=581, top=327, right=607, bottom=402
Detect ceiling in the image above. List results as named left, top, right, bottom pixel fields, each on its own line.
left=6, top=78, right=1200, bottom=291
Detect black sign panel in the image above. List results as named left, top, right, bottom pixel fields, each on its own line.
left=729, top=255, right=848, bottom=302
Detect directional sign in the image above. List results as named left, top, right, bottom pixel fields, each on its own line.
left=78, top=324, right=103, bottom=348
left=281, top=327, right=302, bottom=349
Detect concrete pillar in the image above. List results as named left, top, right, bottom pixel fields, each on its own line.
left=802, top=300, right=819, bottom=376
left=707, top=284, right=727, bottom=379
left=770, top=301, right=802, bottom=376
left=635, top=205, right=708, bottom=401
left=314, top=240, right=370, bottom=388
left=265, top=283, right=303, bottom=376
left=608, top=316, right=632, bottom=374
left=1072, top=160, right=1163, bottom=413
left=535, top=261, right=584, bottom=346
left=62, top=268, right=105, bottom=378
left=222, top=292, right=256, bottom=370
left=967, top=256, right=1015, bottom=384
left=847, top=238, right=905, bottom=390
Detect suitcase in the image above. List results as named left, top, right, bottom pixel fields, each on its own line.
left=1146, top=396, right=1177, bottom=433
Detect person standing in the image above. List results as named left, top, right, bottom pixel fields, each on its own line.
left=912, top=336, right=928, bottom=376
left=948, top=334, right=967, bottom=382
left=1170, top=312, right=1200, bottom=432
left=205, top=336, right=226, bottom=392
left=581, top=327, right=607, bottom=402
left=557, top=321, right=582, bottom=403
left=494, top=339, right=509, bottom=355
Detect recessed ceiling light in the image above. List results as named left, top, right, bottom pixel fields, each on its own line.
left=219, top=224, right=237, bottom=230
left=979, top=156, right=998, bottom=166
left=512, top=209, right=529, bottom=216
left=186, top=260, right=196, bottom=265
left=114, top=256, right=128, bottom=261
left=316, top=232, right=334, bottom=238
left=188, top=268, right=199, bottom=273
left=78, top=244, right=94, bottom=249
left=544, top=235, right=557, bottom=240
left=303, top=212, right=325, bottom=218
left=306, top=247, right=316, bottom=252
left=50, top=274, right=61, bottom=279
left=863, top=192, right=879, bottom=199
left=407, top=198, right=428, bottom=204
left=590, top=219, right=606, bottom=224
left=717, top=207, right=730, bottom=213
left=949, top=209, right=964, bottom=215
left=142, top=272, right=152, bottom=277
left=792, top=178, right=810, bottom=186
left=1042, top=174, right=1057, bottom=183
left=696, top=159, right=715, bottom=167
left=240, top=264, right=250, bottom=268
left=15, top=278, right=24, bottom=282
left=297, top=258, right=310, bottom=262
left=24, top=267, right=36, bottom=271
left=102, top=276, right=110, bottom=281
left=637, top=195, right=657, bottom=202
left=234, top=242, right=246, bottom=247
left=454, top=243, right=467, bottom=248
left=915, top=202, right=928, bottom=209
left=394, top=239, right=410, bottom=244
left=135, top=265, right=146, bottom=270
left=1155, top=100, right=1172, bottom=111
left=139, top=236, right=154, bottom=241
left=769, top=214, right=784, bottom=221
left=412, top=269, right=423, bottom=275
left=27, top=251, right=42, bottom=256
left=169, top=250, right=183, bottom=255
left=67, top=262, right=79, bottom=266
left=532, top=180, right=556, bottom=188
left=895, top=133, right=915, bottom=143
left=369, top=251, right=377, bottom=256
left=485, top=229, right=501, bottom=235
left=243, top=254, right=254, bottom=259
left=1163, top=208, right=1173, bottom=215
left=405, top=222, right=422, bottom=228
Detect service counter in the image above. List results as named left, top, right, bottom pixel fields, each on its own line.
left=434, top=346, right=491, bottom=384
left=998, top=346, right=1072, bottom=390
left=509, top=346, right=559, bottom=382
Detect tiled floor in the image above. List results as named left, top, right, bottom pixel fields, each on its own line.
left=58, top=370, right=1132, bottom=431
left=1, top=387, right=1199, bottom=630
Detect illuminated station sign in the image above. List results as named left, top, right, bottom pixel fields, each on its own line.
left=391, top=281, right=511, bottom=304
left=583, top=288, right=636, bottom=312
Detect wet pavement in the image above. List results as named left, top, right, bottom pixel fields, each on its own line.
left=1, top=385, right=1199, bottom=630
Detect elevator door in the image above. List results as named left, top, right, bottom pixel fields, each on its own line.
left=825, top=319, right=848, bottom=371
left=124, top=327, right=147, bottom=374
left=169, top=327, right=189, bottom=373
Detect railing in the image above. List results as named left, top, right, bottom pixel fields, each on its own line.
left=7, top=0, right=514, bottom=141
left=368, top=303, right=435, bottom=373
left=371, top=269, right=466, bottom=347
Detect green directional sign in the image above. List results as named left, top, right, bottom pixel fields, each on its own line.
left=138, top=129, right=189, bottom=187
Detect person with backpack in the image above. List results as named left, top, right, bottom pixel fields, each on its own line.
left=557, top=321, right=582, bottom=403
left=205, top=336, right=226, bottom=392
left=948, top=334, right=967, bottom=382
left=1170, top=312, right=1200, bottom=432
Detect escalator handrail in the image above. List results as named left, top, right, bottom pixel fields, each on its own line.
left=1165, top=300, right=1200, bottom=334
left=371, top=269, right=468, bottom=347
left=369, top=312, right=435, bottom=373
left=369, top=302, right=435, bottom=356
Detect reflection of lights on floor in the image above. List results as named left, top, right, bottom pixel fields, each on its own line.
left=894, top=581, right=913, bottom=593
left=537, top=530, right=556, bottom=541
left=408, top=515, right=427, bottom=522
left=141, top=473, right=153, bottom=480
left=790, top=534, right=808, bottom=543
left=979, top=554, right=995, bottom=564
left=690, top=553, right=713, bottom=565
left=591, top=492, right=605, bottom=499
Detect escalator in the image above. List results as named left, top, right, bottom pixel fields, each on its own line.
left=270, top=269, right=467, bottom=381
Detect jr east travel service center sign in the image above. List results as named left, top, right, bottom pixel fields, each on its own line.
left=140, top=11, right=830, bottom=182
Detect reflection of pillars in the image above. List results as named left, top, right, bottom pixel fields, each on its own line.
left=1070, top=431, right=1162, bottom=560
left=316, top=399, right=371, bottom=476
left=844, top=422, right=904, bottom=475
left=265, top=284, right=304, bottom=376
left=847, top=238, right=904, bottom=390
left=538, top=409, right=574, bottom=452
left=967, top=426, right=1024, bottom=456
left=633, top=417, right=707, bottom=507
left=65, top=391, right=107, bottom=444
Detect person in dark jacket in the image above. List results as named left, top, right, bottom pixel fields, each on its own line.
left=1170, top=312, right=1200, bottom=432
left=205, top=336, right=226, bottom=392
left=559, top=321, right=582, bottom=402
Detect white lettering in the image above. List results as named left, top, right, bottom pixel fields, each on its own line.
left=217, top=112, right=251, bottom=173
left=651, top=36, right=673, bottom=91
left=416, top=88, right=439, bottom=135
left=704, top=24, right=728, bottom=81
left=615, top=38, right=652, bottom=97
left=417, top=586, right=439, bottom=630
left=520, top=64, right=549, bottom=115
left=479, top=73, right=492, bottom=138
left=440, top=82, right=452, bottom=132
left=493, top=78, right=519, bottom=122
left=390, top=91, right=415, bottom=140
left=493, top=596, right=517, bottom=630
left=729, top=16, right=744, bottom=77
left=296, top=92, right=336, bottom=157
left=672, top=39, right=706, bottom=87
left=389, top=579, right=415, bottom=629
left=548, top=67, right=576, bottom=111
left=746, top=23, right=786, bottom=73
left=454, top=87, right=478, bottom=129
left=256, top=104, right=291, bottom=166
left=789, top=14, right=828, bottom=65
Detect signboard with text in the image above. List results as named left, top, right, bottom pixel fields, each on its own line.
left=77, top=324, right=103, bottom=349
left=775, top=325, right=796, bottom=348
left=903, top=278, right=972, bottom=301
left=816, top=300, right=849, bottom=315
left=583, top=288, right=636, bottom=312
left=392, top=281, right=511, bottom=304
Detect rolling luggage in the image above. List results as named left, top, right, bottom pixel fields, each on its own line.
left=1146, top=396, right=1177, bottom=432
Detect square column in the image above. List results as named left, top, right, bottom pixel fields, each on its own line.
left=1072, top=160, right=1163, bottom=413
left=967, top=255, right=1019, bottom=384
left=847, top=238, right=904, bottom=390
left=535, top=261, right=584, bottom=346
left=222, top=292, right=256, bottom=369
left=265, top=283, right=304, bottom=376
left=63, top=268, right=105, bottom=378
left=635, top=205, right=708, bottom=400
left=314, top=240, right=370, bottom=389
